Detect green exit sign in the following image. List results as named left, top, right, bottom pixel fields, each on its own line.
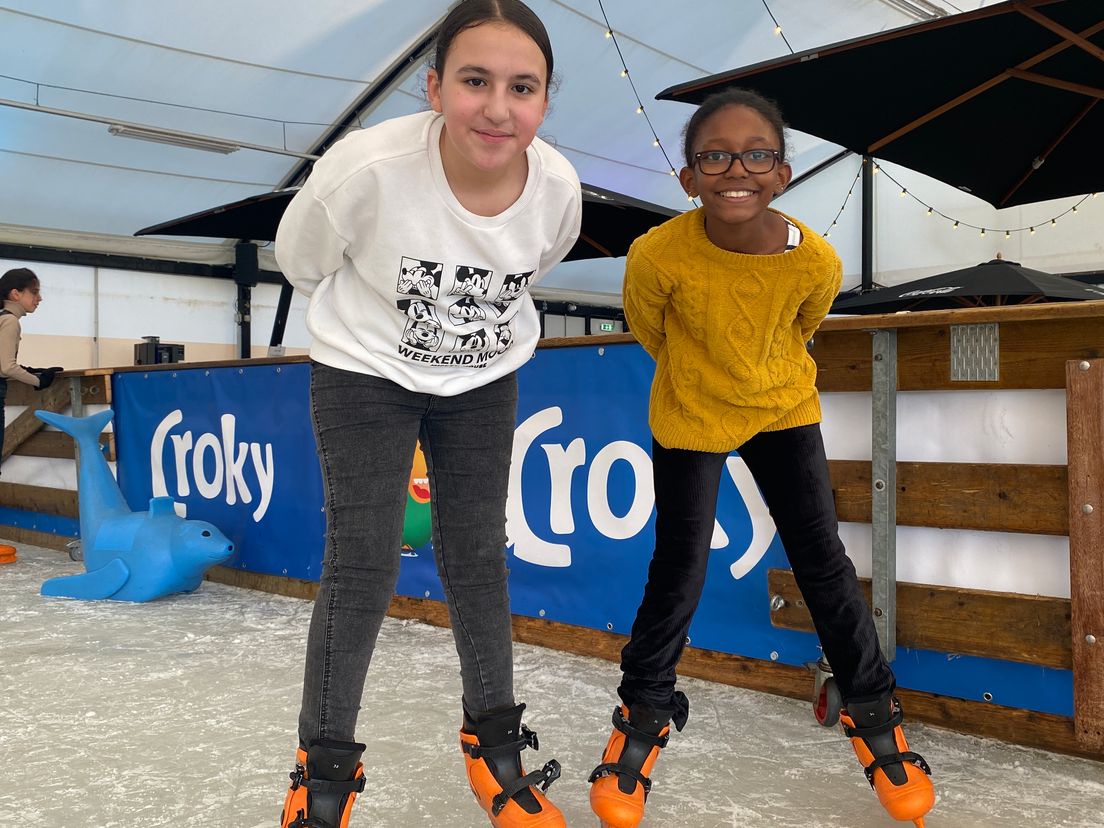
left=599, top=322, right=615, bottom=332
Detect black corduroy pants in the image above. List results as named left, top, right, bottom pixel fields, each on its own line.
left=618, top=424, right=894, bottom=720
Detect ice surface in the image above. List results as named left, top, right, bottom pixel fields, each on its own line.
left=3, top=543, right=1102, bottom=827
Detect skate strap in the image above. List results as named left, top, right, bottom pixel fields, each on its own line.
left=841, top=706, right=904, bottom=740
left=287, top=811, right=337, bottom=828
left=287, top=767, right=366, bottom=797
left=861, top=751, right=932, bottom=788
left=588, top=762, right=652, bottom=797
left=490, top=760, right=562, bottom=816
left=610, top=706, right=669, bottom=749
left=462, top=724, right=540, bottom=761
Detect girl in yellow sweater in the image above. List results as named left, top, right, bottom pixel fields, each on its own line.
left=587, top=90, right=935, bottom=828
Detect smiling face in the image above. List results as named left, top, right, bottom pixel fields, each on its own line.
left=426, top=21, right=549, bottom=181
left=679, top=104, right=792, bottom=233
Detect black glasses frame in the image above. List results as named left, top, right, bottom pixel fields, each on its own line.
left=693, top=149, right=782, bottom=175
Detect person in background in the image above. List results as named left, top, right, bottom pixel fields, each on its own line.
left=0, top=267, right=61, bottom=474
left=273, top=1, right=582, bottom=826
left=588, top=88, right=935, bottom=828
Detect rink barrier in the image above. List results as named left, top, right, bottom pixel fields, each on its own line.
left=3, top=300, right=1104, bottom=759
left=807, top=302, right=1104, bottom=755
left=202, top=567, right=1095, bottom=761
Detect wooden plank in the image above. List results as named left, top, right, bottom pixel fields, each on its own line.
left=0, top=525, right=73, bottom=552
left=809, top=329, right=872, bottom=392
left=901, top=319, right=1104, bottom=390
left=812, top=317, right=1104, bottom=392
left=4, top=374, right=108, bottom=406
left=1, top=380, right=71, bottom=461
left=199, top=568, right=1101, bottom=760
left=768, top=568, right=1071, bottom=669
left=11, top=431, right=114, bottom=461
left=0, top=481, right=78, bottom=517
left=1065, top=358, right=1104, bottom=751
left=828, top=459, right=1068, bottom=535
left=207, top=566, right=319, bottom=601
left=822, top=299, right=1104, bottom=332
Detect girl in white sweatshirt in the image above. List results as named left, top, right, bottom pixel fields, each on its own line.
left=274, top=2, right=581, bottom=826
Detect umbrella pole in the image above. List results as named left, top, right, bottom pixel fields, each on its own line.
left=861, top=155, right=874, bottom=292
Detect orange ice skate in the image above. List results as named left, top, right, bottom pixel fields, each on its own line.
left=280, top=738, right=365, bottom=828
left=588, top=704, right=673, bottom=828
left=840, top=695, right=934, bottom=827
left=460, top=703, right=565, bottom=827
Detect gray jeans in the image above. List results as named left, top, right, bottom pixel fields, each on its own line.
left=298, top=362, right=518, bottom=747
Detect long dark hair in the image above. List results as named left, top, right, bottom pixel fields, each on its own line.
left=434, top=0, right=553, bottom=83
left=682, top=88, right=789, bottom=167
left=0, top=267, right=39, bottom=301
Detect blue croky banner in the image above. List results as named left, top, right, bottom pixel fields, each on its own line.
left=110, top=348, right=1070, bottom=717
left=112, top=363, right=326, bottom=580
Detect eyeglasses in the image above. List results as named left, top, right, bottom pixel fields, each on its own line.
left=693, top=149, right=782, bottom=175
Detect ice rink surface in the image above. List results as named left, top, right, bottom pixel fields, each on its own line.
left=3, top=543, right=1103, bottom=827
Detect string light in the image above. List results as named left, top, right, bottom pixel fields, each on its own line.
left=874, top=164, right=1094, bottom=238
left=820, top=162, right=863, bottom=237
left=760, top=0, right=794, bottom=53
left=598, top=0, right=684, bottom=192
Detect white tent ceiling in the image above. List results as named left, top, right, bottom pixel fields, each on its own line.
left=1, top=0, right=1009, bottom=299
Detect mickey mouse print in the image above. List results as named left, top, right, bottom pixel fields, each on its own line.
left=395, top=256, right=528, bottom=367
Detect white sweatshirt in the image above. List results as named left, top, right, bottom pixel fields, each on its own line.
left=275, top=110, right=582, bottom=396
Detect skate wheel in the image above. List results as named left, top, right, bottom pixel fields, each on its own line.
left=813, top=676, right=842, bottom=727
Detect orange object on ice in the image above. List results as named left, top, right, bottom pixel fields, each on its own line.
left=0, top=544, right=16, bottom=564
left=840, top=696, right=935, bottom=827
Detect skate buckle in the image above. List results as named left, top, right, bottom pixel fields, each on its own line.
left=521, top=724, right=539, bottom=751
left=288, top=766, right=305, bottom=790
left=536, top=759, right=562, bottom=792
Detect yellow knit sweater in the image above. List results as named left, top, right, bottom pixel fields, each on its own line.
left=623, top=208, right=842, bottom=453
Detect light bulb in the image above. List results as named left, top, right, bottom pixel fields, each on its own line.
left=652, top=139, right=659, bottom=147
left=1005, top=231, right=1011, bottom=239
left=900, top=189, right=907, bottom=197
left=1051, top=219, right=1057, bottom=226
left=636, top=106, right=643, bottom=114
left=1072, top=206, right=1078, bottom=213
left=980, top=229, right=986, bottom=236
left=1030, top=227, right=1036, bottom=234
left=926, top=208, right=933, bottom=216
left=605, top=30, right=612, bottom=38
left=774, top=25, right=783, bottom=35
left=953, top=221, right=959, bottom=229
left=620, top=69, right=628, bottom=78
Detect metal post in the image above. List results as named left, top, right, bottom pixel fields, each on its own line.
left=66, top=375, right=85, bottom=561
left=870, top=329, right=897, bottom=660
left=862, top=155, right=874, bottom=292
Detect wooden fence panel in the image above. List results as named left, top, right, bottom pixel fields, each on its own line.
left=1065, top=358, right=1104, bottom=751
left=828, top=459, right=1068, bottom=535
left=767, top=568, right=1070, bottom=669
